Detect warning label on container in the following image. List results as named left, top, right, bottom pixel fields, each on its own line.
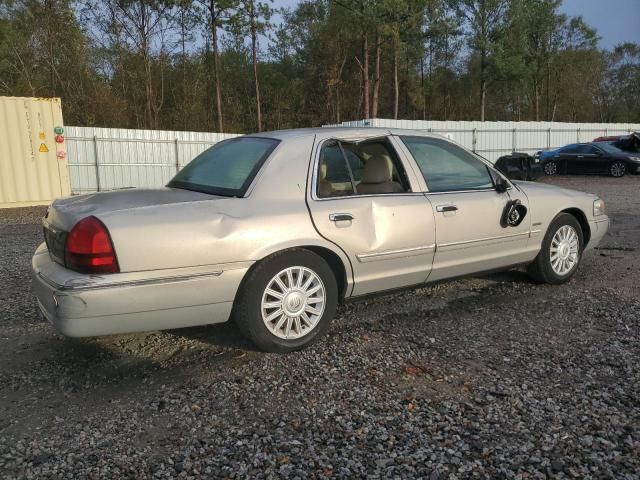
left=38, top=143, right=49, bottom=153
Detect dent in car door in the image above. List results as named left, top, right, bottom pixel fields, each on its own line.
left=306, top=137, right=436, bottom=297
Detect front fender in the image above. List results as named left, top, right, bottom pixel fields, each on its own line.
left=513, top=181, right=599, bottom=248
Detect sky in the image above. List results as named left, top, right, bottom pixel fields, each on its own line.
left=559, top=0, right=640, bottom=49
left=271, top=0, right=640, bottom=51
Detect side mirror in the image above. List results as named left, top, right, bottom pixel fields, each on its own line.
left=495, top=176, right=509, bottom=194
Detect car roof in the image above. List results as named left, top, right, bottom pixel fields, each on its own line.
left=246, top=127, right=447, bottom=141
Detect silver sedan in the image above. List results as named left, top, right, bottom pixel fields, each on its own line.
left=32, top=128, right=609, bottom=352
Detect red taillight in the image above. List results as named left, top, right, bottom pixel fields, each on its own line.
left=65, top=216, right=119, bottom=274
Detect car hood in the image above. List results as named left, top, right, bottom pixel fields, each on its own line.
left=513, top=180, right=599, bottom=222
left=513, top=180, right=596, bottom=200
left=47, top=188, right=222, bottom=231
left=539, top=149, right=559, bottom=158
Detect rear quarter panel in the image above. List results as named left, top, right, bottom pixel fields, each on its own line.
left=98, top=135, right=351, bottom=278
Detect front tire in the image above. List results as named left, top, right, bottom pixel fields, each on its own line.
left=543, top=160, right=558, bottom=176
left=609, top=161, right=626, bottom=177
left=527, top=213, right=584, bottom=284
left=232, top=249, right=338, bottom=353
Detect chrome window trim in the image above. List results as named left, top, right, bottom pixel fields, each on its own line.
left=424, top=187, right=512, bottom=196
left=310, top=134, right=513, bottom=201
left=312, top=192, right=426, bottom=202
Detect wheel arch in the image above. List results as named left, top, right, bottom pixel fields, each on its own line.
left=235, top=244, right=351, bottom=307
left=609, top=159, right=627, bottom=176
left=302, top=246, right=349, bottom=301
left=559, top=207, right=591, bottom=246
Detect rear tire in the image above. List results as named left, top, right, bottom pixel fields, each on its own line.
left=527, top=213, right=584, bottom=284
left=232, top=249, right=338, bottom=353
left=543, top=160, right=558, bottom=176
left=609, top=161, right=626, bottom=177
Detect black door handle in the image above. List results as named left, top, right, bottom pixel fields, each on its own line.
left=436, top=205, right=458, bottom=213
left=329, top=213, right=354, bottom=222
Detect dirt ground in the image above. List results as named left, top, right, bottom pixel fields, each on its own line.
left=0, top=174, right=638, bottom=479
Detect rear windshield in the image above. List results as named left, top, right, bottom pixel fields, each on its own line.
left=168, top=137, right=279, bottom=196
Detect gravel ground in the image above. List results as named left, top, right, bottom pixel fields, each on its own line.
left=1, top=175, right=639, bottom=479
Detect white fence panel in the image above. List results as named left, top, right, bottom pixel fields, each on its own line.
left=66, top=126, right=239, bottom=194
left=325, top=119, right=640, bottom=162
left=64, top=121, right=640, bottom=195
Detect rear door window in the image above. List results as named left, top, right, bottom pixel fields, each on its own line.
left=317, top=139, right=410, bottom=198
left=577, top=145, right=599, bottom=155
left=560, top=145, right=580, bottom=154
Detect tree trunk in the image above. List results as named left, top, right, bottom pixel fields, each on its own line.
left=181, top=7, right=187, bottom=130
left=545, top=58, right=551, bottom=121
left=372, top=31, right=381, bottom=119
left=392, top=38, right=399, bottom=120
left=427, top=43, right=433, bottom=120
left=336, top=86, right=341, bottom=123
left=362, top=33, right=370, bottom=119
left=404, top=48, right=409, bottom=118
left=480, top=52, right=486, bottom=122
left=250, top=4, right=262, bottom=132
left=211, top=2, right=224, bottom=132
left=45, top=0, right=56, bottom=96
left=534, top=79, right=540, bottom=121
left=421, top=54, right=425, bottom=121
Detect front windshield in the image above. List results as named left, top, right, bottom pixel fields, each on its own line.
left=597, top=142, right=622, bottom=154
left=168, top=137, right=279, bottom=196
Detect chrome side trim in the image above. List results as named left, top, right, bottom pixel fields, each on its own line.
left=356, top=244, right=436, bottom=263
left=39, top=270, right=224, bottom=292
left=530, top=229, right=542, bottom=237
left=437, top=231, right=530, bottom=249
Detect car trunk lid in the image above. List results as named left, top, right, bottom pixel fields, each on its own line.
left=42, top=188, right=222, bottom=267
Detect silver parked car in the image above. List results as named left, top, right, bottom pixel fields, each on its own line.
left=32, top=128, right=609, bottom=352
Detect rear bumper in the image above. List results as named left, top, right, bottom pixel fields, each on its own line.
left=31, top=243, right=250, bottom=337
left=586, top=216, right=609, bottom=251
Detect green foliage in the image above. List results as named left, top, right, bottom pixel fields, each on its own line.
left=0, top=0, right=638, bottom=131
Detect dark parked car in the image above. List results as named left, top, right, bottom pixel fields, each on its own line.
left=537, top=142, right=640, bottom=177
left=593, top=132, right=640, bottom=154
left=494, top=152, right=543, bottom=181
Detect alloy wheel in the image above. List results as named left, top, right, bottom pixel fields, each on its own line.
left=550, top=225, right=579, bottom=276
left=544, top=161, right=558, bottom=175
left=261, top=266, right=326, bottom=340
left=610, top=161, right=626, bottom=177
